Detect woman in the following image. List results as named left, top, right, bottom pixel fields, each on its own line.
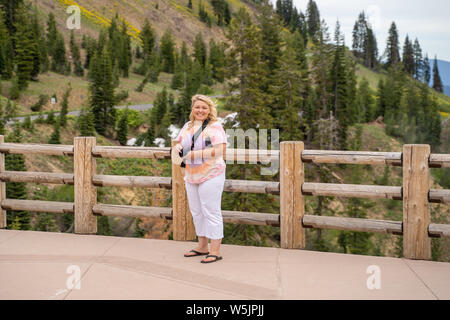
left=173, top=94, right=227, bottom=263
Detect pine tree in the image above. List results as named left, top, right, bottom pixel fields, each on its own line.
left=352, top=12, right=378, bottom=69
left=306, top=0, right=320, bottom=40
left=22, top=115, right=32, bottom=131
left=0, top=9, right=13, bottom=78
left=221, top=8, right=277, bottom=247
left=310, top=19, right=333, bottom=121
left=356, top=78, right=375, bottom=122
left=116, top=108, right=128, bottom=145
left=70, top=30, right=84, bottom=76
left=413, top=38, right=423, bottom=81
left=193, top=32, right=207, bottom=68
left=29, top=7, right=43, bottom=79
left=51, top=33, right=68, bottom=74
left=208, top=39, right=226, bottom=82
left=423, top=53, right=431, bottom=85
left=211, top=0, right=225, bottom=26
left=171, top=55, right=184, bottom=89
left=49, top=118, right=61, bottom=144
left=159, top=106, right=172, bottom=143
left=60, top=84, right=71, bottom=127
left=136, top=120, right=155, bottom=147
left=78, top=106, right=95, bottom=136
left=224, top=1, right=231, bottom=25
left=0, top=0, right=23, bottom=37
left=269, top=32, right=305, bottom=141
left=339, top=125, right=372, bottom=255
left=152, top=86, right=168, bottom=126
left=13, top=3, right=35, bottom=90
left=329, top=21, right=351, bottom=149
left=402, top=35, right=415, bottom=75
left=365, top=26, right=378, bottom=69
left=5, top=122, right=30, bottom=230
left=226, top=8, right=273, bottom=129
left=385, top=22, right=400, bottom=67
left=0, top=100, right=5, bottom=134
left=34, top=212, right=58, bottom=232
left=432, top=56, right=443, bottom=93
left=160, top=29, right=175, bottom=73
left=138, top=19, right=155, bottom=74
left=148, top=49, right=160, bottom=82
left=83, top=36, right=96, bottom=69
left=88, top=46, right=116, bottom=135
left=352, top=11, right=367, bottom=60
left=46, top=12, right=58, bottom=58
left=118, top=20, right=131, bottom=77
left=198, top=2, right=211, bottom=27
left=46, top=109, right=55, bottom=124
left=259, top=1, right=282, bottom=83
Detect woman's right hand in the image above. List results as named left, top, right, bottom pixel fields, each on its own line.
left=174, top=143, right=183, bottom=154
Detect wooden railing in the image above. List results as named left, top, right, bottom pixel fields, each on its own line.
left=0, top=136, right=449, bottom=260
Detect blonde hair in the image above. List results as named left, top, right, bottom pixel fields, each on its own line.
left=188, top=94, right=218, bottom=129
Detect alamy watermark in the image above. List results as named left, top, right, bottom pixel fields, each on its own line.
left=366, top=265, right=381, bottom=290
left=66, top=5, right=81, bottom=30
left=66, top=264, right=81, bottom=290
left=178, top=127, right=280, bottom=176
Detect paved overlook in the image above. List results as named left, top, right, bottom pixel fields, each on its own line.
left=0, top=229, right=449, bottom=300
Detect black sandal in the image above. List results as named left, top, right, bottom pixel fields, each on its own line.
left=184, top=249, right=209, bottom=257
left=201, top=254, right=223, bottom=263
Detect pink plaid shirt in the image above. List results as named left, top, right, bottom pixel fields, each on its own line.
left=176, top=120, right=227, bottom=183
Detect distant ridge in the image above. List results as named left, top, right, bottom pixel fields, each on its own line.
left=429, top=59, right=450, bottom=97
left=444, top=85, right=450, bottom=96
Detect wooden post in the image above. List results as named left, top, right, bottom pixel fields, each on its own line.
left=171, top=140, right=196, bottom=241
left=280, top=141, right=305, bottom=249
left=74, top=137, right=97, bottom=234
left=403, top=144, right=431, bottom=260
left=0, top=136, right=6, bottom=229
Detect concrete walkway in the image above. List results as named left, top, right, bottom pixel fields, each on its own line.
left=0, top=229, right=449, bottom=300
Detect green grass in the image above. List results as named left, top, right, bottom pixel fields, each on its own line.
left=355, top=64, right=387, bottom=89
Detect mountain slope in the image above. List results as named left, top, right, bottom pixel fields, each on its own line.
left=39, top=0, right=254, bottom=49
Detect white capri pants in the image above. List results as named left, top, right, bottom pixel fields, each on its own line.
left=185, top=171, right=226, bottom=240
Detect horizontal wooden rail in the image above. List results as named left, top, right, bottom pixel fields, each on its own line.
left=429, top=224, right=450, bottom=238
left=93, top=204, right=172, bottom=219
left=1, top=199, right=74, bottom=213
left=92, top=146, right=171, bottom=159
left=0, top=171, right=74, bottom=184
left=302, top=150, right=402, bottom=166
left=221, top=210, right=279, bottom=226
left=302, top=215, right=403, bottom=235
left=302, top=150, right=450, bottom=168
left=1, top=172, right=448, bottom=204
left=92, top=175, right=172, bottom=189
left=429, top=189, right=450, bottom=204
left=302, top=183, right=402, bottom=200
left=224, top=179, right=279, bottom=195
left=429, top=154, right=450, bottom=168
left=224, top=149, right=279, bottom=163
left=0, top=143, right=73, bottom=156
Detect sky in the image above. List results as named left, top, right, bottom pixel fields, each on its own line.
left=274, top=0, right=450, bottom=61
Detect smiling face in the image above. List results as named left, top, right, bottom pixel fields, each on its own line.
left=192, top=100, right=210, bottom=122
